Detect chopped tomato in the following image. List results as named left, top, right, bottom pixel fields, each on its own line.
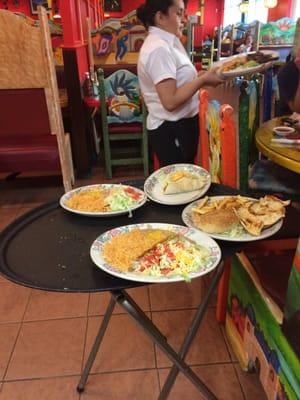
left=124, top=187, right=142, bottom=201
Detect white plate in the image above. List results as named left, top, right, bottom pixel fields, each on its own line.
left=181, top=196, right=283, bottom=242
left=215, top=50, right=279, bottom=78
left=60, top=184, right=147, bottom=217
left=144, top=164, right=211, bottom=205
left=90, top=223, right=221, bottom=283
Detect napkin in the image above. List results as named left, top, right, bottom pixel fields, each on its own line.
left=271, top=138, right=300, bottom=144
left=271, top=133, right=300, bottom=148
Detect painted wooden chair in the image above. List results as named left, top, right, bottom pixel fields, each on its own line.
left=198, top=89, right=239, bottom=321
left=97, top=68, right=149, bottom=179
left=198, top=89, right=237, bottom=187
left=225, top=238, right=300, bottom=400
left=0, top=8, right=74, bottom=192
left=198, top=88, right=298, bottom=324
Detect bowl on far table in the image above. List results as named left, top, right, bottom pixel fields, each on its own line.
left=273, top=126, right=295, bottom=137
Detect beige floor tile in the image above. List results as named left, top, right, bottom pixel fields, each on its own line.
left=0, top=283, right=31, bottom=323
left=0, top=376, right=80, bottom=400
left=0, top=207, right=19, bottom=231
left=84, top=314, right=156, bottom=373
left=149, top=279, right=203, bottom=311
left=0, top=189, right=23, bottom=209
left=81, top=370, right=160, bottom=400
left=0, top=275, right=8, bottom=284
left=1, top=181, right=63, bottom=208
left=24, top=291, right=89, bottom=321
left=159, top=363, right=244, bottom=400
left=234, top=363, right=267, bottom=400
left=5, top=318, right=87, bottom=380
left=202, top=270, right=218, bottom=307
left=152, top=309, right=230, bottom=368
left=0, top=323, right=20, bottom=380
left=15, top=205, right=44, bottom=219
left=88, top=286, right=150, bottom=316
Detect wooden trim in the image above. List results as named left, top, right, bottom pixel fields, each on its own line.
left=39, top=6, right=74, bottom=191
left=63, top=48, right=93, bottom=176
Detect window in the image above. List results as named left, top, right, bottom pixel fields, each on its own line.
left=292, top=0, right=300, bottom=20
left=223, top=0, right=268, bottom=26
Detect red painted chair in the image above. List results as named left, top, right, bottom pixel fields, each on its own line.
left=197, top=89, right=298, bottom=324
left=198, top=89, right=238, bottom=322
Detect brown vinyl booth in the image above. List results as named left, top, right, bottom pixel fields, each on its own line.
left=0, top=8, right=74, bottom=192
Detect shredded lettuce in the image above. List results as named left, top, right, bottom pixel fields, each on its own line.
left=106, top=191, right=136, bottom=211
left=222, top=224, right=245, bottom=238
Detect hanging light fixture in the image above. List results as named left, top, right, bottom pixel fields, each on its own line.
left=239, top=0, right=249, bottom=13
left=264, top=0, right=278, bottom=8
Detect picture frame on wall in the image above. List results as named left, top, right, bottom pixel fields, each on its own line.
left=30, top=0, right=50, bottom=15
left=104, top=0, right=122, bottom=12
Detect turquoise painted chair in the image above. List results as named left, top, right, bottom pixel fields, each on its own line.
left=97, top=68, right=149, bottom=179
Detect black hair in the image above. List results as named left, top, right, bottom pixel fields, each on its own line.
left=278, top=60, right=300, bottom=103
left=137, top=0, right=188, bottom=29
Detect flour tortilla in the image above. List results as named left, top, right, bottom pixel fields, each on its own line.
left=163, top=176, right=205, bottom=195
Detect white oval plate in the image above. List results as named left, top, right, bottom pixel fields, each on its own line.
left=215, top=50, right=279, bottom=78
left=60, top=184, right=147, bottom=217
left=90, top=223, right=221, bottom=283
left=144, top=164, right=211, bottom=205
left=182, top=196, right=283, bottom=242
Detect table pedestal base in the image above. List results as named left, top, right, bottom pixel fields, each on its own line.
left=77, top=261, right=224, bottom=399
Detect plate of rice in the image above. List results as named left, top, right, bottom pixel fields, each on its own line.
left=90, top=223, right=221, bottom=283
left=60, top=184, right=147, bottom=217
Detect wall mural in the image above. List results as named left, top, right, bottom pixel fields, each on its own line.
left=30, top=0, right=49, bottom=14
left=92, top=9, right=147, bottom=63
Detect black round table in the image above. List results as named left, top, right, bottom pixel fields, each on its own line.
left=0, top=183, right=244, bottom=293
left=0, top=182, right=297, bottom=399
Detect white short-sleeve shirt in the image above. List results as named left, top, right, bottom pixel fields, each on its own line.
left=137, top=26, right=198, bottom=130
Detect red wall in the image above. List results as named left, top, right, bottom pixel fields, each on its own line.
left=268, top=0, right=293, bottom=21
left=105, top=0, right=223, bottom=46
left=0, top=1, right=37, bottom=18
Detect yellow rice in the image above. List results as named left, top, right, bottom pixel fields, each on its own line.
left=102, top=229, right=174, bottom=271
left=66, top=188, right=108, bottom=212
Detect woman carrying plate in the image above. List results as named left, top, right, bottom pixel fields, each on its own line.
left=137, top=0, right=225, bottom=167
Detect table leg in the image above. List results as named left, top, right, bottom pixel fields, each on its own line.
left=77, top=295, right=116, bottom=393
left=112, top=285, right=220, bottom=400
left=159, top=261, right=224, bottom=400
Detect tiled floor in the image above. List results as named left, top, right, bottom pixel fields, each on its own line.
left=0, top=167, right=267, bottom=399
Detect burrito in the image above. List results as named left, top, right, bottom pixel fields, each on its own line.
left=163, top=171, right=206, bottom=195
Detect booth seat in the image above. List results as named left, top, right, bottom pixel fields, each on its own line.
left=0, top=89, right=60, bottom=173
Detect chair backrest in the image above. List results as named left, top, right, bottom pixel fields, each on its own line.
left=198, top=89, right=237, bottom=188
left=238, top=76, right=261, bottom=192
left=283, top=237, right=300, bottom=358
left=98, top=68, right=143, bottom=125
left=0, top=7, right=73, bottom=192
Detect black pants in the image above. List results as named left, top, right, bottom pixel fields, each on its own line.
left=148, top=115, right=199, bottom=167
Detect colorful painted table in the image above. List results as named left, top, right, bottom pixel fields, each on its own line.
left=255, top=118, right=300, bottom=174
